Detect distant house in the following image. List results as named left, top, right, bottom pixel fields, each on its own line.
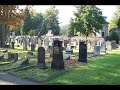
left=95, top=20, right=109, bottom=38
left=109, top=28, right=120, bottom=39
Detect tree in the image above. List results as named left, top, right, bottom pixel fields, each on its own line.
left=44, top=6, right=60, bottom=35
left=74, top=5, right=106, bottom=43
left=68, top=18, right=74, bottom=37
left=0, top=5, right=25, bottom=47
left=28, top=30, right=34, bottom=37
left=108, top=6, right=120, bottom=31
left=22, top=6, right=32, bottom=35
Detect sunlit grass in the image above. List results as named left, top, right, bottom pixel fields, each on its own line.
left=46, top=49, right=120, bottom=85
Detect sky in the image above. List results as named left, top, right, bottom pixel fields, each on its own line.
left=19, top=5, right=117, bottom=26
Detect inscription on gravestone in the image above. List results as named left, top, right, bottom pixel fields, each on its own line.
left=51, top=40, right=64, bottom=70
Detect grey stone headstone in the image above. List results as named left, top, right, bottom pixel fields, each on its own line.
left=106, top=41, right=112, bottom=51
left=38, top=38, right=42, bottom=48
left=65, top=48, right=73, bottom=54
left=111, top=40, right=116, bottom=49
left=63, top=55, right=70, bottom=60
left=23, top=37, right=27, bottom=50
left=51, top=40, right=64, bottom=70
left=100, top=43, right=106, bottom=53
left=8, top=52, right=18, bottom=62
left=93, top=46, right=100, bottom=55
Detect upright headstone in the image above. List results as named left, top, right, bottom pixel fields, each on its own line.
left=37, top=47, right=47, bottom=69
left=63, top=40, right=68, bottom=50
left=100, top=43, right=106, bottom=53
left=78, top=41, right=87, bottom=63
left=106, top=41, right=111, bottom=51
left=51, top=40, right=64, bottom=70
left=31, top=37, right=35, bottom=51
left=93, top=46, right=100, bottom=55
left=23, top=36, right=27, bottom=50
left=111, top=40, right=116, bottom=49
left=38, top=38, right=42, bottom=48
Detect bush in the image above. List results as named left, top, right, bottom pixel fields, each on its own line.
left=110, top=32, right=119, bottom=44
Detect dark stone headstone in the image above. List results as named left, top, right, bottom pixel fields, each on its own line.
left=37, top=47, right=47, bottom=69
left=50, top=46, right=53, bottom=57
left=51, top=40, right=64, bottom=70
left=0, top=55, right=4, bottom=60
left=11, top=42, right=15, bottom=49
left=78, top=41, right=87, bottom=63
left=8, top=52, right=18, bottom=62
left=63, top=55, right=70, bottom=60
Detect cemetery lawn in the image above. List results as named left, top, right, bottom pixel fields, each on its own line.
left=45, top=49, right=120, bottom=85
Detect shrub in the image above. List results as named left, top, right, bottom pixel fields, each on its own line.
left=110, top=32, right=119, bottom=44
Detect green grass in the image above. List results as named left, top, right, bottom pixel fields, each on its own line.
left=45, top=49, right=120, bottom=85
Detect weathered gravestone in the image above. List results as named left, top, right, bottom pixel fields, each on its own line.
left=8, top=52, right=18, bottom=62
left=63, top=55, right=70, bottom=60
left=37, top=47, right=47, bottom=69
left=78, top=41, right=87, bottom=63
left=38, top=38, right=42, bottom=48
left=50, top=46, right=53, bottom=57
left=100, top=43, right=106, bottom=53
left=65, top=48, right=73, bottom=54
left=111, top=40, right=116, bottom=49
left=93, top=46, right=100, bottom=55
left=31, top=38, right=36, bottom=51
left=10, top=42, right=15, bottom=49
left=12, top=58, right=29, bottom=67
left=63, top=40, right=68, bottom=50
left=51, top=40, right=64, bottom=70
left=106, top=41, right=112, bottom=51
left=23, top=36, right=27, bottom=50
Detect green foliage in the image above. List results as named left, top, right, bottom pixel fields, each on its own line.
left=117, top=18, right=120, bottom=29
left=28, top=30, right=34, bottom=37
left=44, top=6, right=60, bottom=35
left=60, top=24, right=68, bottom=36
left=74, top=5, right=106, bottom=40
left=110, top=32, right=119, bottom=44
left=108, top=6, right=120, bottom=31
left=22, top=6, right=32, bottom=35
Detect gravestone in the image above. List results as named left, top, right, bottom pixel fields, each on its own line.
left=63, top=55, right=70, bottom=60
left=37, top=47, right=47, bottom=69
left=50, top=46, right=53, bottom=57
left=93, top=46, right=100, bottom=55
left=23, top=36, right=27, bottom=50
left=63, top=40, right=68, bottom=50
left=12, top=58, right=29, bottom=67
left=78, top=41, right=87, bottom=63
left=106, top=41, right=112, bottom=51
left=0, top=55, right=4, bottom=60
left=51, top=40, right=64, bottom=70
left=31, top=38, right=36, bottom=51
left=65, top=48, right=73, bottom=54
left=11, top=42, right=15, bottom=49
left=100, top=43, right=106, bottom=53
left=38, top=38, right=42, bottom=48
left=8, top=52, right=18, bottom=62
left=111, top=40, right=116, bottom=49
